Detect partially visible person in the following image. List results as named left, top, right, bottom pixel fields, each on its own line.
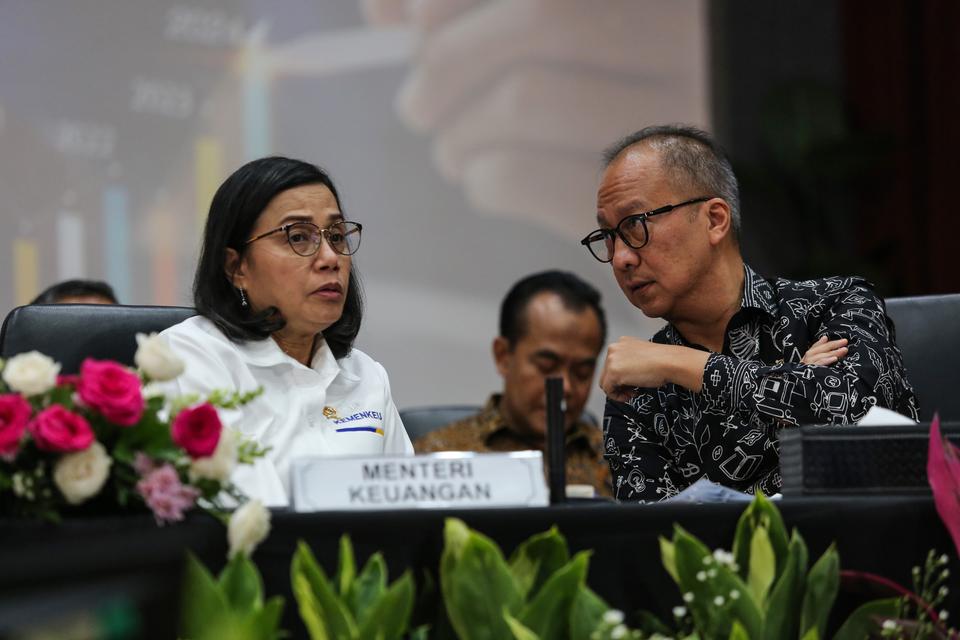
left=582, top=125, right=918, bottom=502
left=31, top=279, right=118, bottom=305
left=415, top=270, right=611, bottom=498
left=160, top=156, right=413, bottom=507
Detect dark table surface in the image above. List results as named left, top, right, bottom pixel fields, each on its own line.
left=1, top=496, right=955, bottom=639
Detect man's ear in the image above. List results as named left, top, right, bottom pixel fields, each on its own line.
left=492, top=336, right=513, bottom=377
left=705, top=198, right=732, bottom=246
left=224, top=247, right=246, bottom=289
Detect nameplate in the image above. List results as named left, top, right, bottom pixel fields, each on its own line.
left=290, top=451, right=548, bottom=512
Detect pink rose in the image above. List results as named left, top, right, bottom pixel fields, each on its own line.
left=0, top=394, right=32, bottom=456
left=171, top=403, right=222, bottom=458
left=77, top=359, right=144, bottom=426
left=28, top=405, right=94, bottom=452
left=57, top=374, right=81, bottom=387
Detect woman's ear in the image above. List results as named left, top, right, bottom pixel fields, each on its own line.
left=706, top=198, right=732, bottom=246
left=224, top=247, right=245, bottom=288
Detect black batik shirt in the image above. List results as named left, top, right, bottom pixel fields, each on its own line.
left=603, top=265, right=919, bottom=502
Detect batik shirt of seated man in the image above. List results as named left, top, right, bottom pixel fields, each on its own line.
left=416, top=394, right=612, bottom=498
left=603, top=265, right=919, bottom=502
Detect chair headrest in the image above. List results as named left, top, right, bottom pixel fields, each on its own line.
left=0, top=304, right=196, bottom=374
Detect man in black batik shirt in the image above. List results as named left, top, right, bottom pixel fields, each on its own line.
left=581, top=125, right=918, bottom=502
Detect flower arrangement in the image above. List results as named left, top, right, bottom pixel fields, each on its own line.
left=0, top=334, right=264, bottom=541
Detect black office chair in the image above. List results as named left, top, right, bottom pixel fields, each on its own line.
left=885, top=293, right=960, bottom=421
left=399, top=405, right=482, bottom=441
left=0, top=304, right=196, bottom=374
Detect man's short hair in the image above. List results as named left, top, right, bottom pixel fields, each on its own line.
left=602, top=124, right=741, bottom=241
left=499, top=270, right=607, bottom=348
left=31, top=279, right=118, bottom=304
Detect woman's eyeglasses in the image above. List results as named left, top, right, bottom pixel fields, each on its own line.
left=246, top=220, right=362, bottom=257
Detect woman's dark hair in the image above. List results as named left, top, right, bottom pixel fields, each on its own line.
left=193, top=156, right=363, bottom=359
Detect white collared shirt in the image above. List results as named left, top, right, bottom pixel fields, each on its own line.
left=160, top=315, right=413, bottom=507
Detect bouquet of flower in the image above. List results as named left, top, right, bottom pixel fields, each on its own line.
left=0, top=334, right=265, bottom=538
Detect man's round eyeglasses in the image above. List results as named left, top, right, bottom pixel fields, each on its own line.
left=246, top=220, right=362, bottom=257
left=580, top=197, right=712, bottom=263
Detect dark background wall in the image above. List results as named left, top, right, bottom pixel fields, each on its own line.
left=711, top=0, right=959, bottom=296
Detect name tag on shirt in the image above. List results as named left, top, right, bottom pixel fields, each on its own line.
left=290, top=452, right=548, bottom=511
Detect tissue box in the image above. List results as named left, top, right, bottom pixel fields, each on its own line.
left=780, top=422, right=960, bottom=496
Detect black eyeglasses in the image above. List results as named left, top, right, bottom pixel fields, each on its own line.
left=246, top=220, right=362, bottom=257
left=580, top=197, right=712, bottom=263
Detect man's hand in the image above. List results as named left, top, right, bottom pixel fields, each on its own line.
left=800, top=336, right=849, bottom=366
left=600, top=338, right=710, bottom=401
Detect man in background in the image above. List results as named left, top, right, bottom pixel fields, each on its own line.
left=31, top=279, right=118, bottom=305
left=415, top=270, right=611, bottom=498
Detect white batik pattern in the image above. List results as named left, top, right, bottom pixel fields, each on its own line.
left=603, top=265, right=919, bottom=502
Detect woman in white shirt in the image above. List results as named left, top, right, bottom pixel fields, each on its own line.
left=161, top=156, right=413, bottom=507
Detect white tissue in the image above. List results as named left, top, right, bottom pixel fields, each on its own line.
left=856, top=406, right=917, bottom=426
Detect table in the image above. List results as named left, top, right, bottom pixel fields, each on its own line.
left=0, top=497, right=954, bottom=639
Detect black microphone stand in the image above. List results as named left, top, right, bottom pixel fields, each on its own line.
left=545, top=376, right=567, bottom=504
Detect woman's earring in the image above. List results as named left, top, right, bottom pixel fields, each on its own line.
left=238, top=287, right=248, bottom=307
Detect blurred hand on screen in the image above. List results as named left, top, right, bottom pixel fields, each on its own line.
left=362, top=0, right=709, bottom=239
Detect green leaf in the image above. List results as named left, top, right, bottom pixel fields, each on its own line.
left=732, top=493, right=790, bottom=579
left=747, top=527, right=776, bottom=607
left=518, top=551, right=590, bottom=640
left=507, top=526, right=569, bottom=600
left=291, top=541, right=358, bottom=640
left=568, top=587, right=608, bottom=640
left=634, top=610, right=674, bottom=636
left=244, top=595, right=286, bottom=640
left=357, top=571, right=414, bottom=640
left=293, top=572, right=330, bottom=640
left=336, top=535, right=357, bottom=598
left=761, top=530, right=808, bottom=640
left=800, top=627, right=819, bottom=640
left=660, top=536, right=679, bottom=584
left=504, top=611, right=541, bottom=640
left=831, top=598, right=899, bottom=640
left=347, top=553, right=387, bottom=625
left=799, top=545, right=838, bottom=640
left=728, top=620, right=750, bottom=640
left=181, top=552, right=231, bottom=639
left=672, top=527, right=763, bottom=640
left=443, top=518, right=470, bottom=563
left=440, top=518, right=522, bottom=640
left=47, top=384, right=75, bottom=407
left=408, top=625, right=431, bottom=640
left=112, top=409, right=177, bottom=464
left=218, top=553, right=264, bottom=612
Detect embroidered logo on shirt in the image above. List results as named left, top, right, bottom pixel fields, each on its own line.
left=326, top=407, right=384, bottom=436
left=335, top=426, right=384, bottom=436
left=332, top=410, right=383, bottom=425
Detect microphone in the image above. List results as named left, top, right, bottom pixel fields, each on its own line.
left=545, top=376, right=567, bottom=504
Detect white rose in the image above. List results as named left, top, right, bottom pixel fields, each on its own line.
left=2, top=351, right=61, bottom=396
left=134, top=332, right=185, bottom=381
left=228, top=499, right=271, bottom=558
left=53, top=441, right=113, bottom=505
left=189, top=428, right=238, bottom=483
